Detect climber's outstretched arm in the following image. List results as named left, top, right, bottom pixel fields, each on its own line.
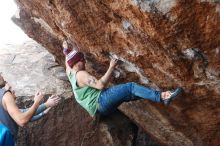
left=76, top=58, right=118, bottom=90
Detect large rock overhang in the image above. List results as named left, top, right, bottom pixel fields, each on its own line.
left=12, top=0, right=220, bottom=145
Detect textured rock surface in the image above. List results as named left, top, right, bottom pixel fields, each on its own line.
left=12, top=0, right=220, bottom=145
left=0, top=41, right=70, bottom=97
left=17, top=98, right=137, bottom=146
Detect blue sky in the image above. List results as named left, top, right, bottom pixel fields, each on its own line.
left=0, top=1, right=29, bottom=44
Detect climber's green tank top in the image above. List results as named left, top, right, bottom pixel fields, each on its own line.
left=68, top=71, right=101, bottom=116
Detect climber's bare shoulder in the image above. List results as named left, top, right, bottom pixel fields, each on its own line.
left=76, top=71, right=100, bottom=88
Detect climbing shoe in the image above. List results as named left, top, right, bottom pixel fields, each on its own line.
left=163, top=87, right=183, bottom=106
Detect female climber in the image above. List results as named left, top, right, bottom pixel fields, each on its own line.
left=63, top=41, right=182, bottom=116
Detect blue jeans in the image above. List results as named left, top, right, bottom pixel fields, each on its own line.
left=97, top=82, right=161, bottom=115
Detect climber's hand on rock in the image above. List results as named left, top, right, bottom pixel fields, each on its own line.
left=62, top=40, right=68, bottom=49
left=110, top=58, right=119, bottom=69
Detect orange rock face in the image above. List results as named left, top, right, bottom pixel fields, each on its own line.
left=13, top=0, right=220, bottom=145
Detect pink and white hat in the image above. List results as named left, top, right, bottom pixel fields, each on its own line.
left=63, top=48, right=84, bottom=68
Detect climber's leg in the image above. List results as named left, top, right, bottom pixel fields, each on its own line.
left=97, top=82, right=161, bottom=115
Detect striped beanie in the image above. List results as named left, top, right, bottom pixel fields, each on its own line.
left=63, top=48, right=84, bottom=68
